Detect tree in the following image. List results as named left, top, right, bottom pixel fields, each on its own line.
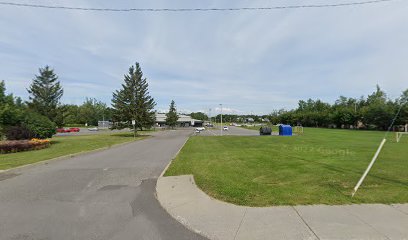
left=0, top=81, right=24, bottom=138
left=166, top=100, right=179, bottom=129
left=78, top=98, right=108, bottom=126
left=361, top=86, right=394, bottom=130
left=190, top=112, right=208, bottom=121
left=397, top=89, right=408, bottom=127
left=111, top=62, right=156, bottom=135
left=27, top=66, right=63, bottom=123
left=57, top=104, right=79, bottom=126
left=332, top=96, right=361, bottom=128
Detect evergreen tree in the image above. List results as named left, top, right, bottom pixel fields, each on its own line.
left=27, top=66, right=63, bottom=122
left=166, top=100, right=179, bottom=129
left=111, top=62, right=156, bottom=135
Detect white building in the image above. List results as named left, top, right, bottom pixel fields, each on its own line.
left=155, top=113, right=203, bottom=127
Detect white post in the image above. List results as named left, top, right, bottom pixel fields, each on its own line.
left=132, top=120, right=136, bottom=138
left=352, top=138, right=387, bottom=197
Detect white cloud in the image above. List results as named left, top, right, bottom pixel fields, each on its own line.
left=1, top=0, right=407, bottom=114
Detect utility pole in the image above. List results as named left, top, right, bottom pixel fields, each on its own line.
left=209, top=108, right=211, bottom=125
left=220, top=104, right=223, bottom=136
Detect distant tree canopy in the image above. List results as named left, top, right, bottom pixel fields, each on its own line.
left=111, top=62, right=156, bottom=135
left=165, top=100, right=179, bottom=128
left=190, top=112, right=208, bottom=121
left=266, top=86, right=408, bottom=130
left=57, top=101, right=112, bottom=126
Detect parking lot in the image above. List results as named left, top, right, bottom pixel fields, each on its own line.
left=195, top=126, right=265, bottom=136
left=55, top=128, right=131, bottom=136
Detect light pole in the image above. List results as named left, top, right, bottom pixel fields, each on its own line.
left=209, top=108, right=211, bottom=125
left=220, top=104, right=223, bottom=136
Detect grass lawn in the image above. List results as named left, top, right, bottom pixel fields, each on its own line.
left=0, top=132, right=147, bottom=170
left=165, top=128, right=408, bottom=206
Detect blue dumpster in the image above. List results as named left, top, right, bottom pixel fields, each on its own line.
left=279, top=125, right=292, bottom=136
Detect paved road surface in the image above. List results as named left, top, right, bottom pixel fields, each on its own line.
left=198, top=126, right=259, bottom=136
left=0, top=130, right=207, bottom=240
left=55, top=128, right=132, bottom=137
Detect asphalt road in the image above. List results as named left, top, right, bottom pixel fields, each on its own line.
left=198, top=126, right=260, bottom=136
left=0, top=130, right=207, bottom=240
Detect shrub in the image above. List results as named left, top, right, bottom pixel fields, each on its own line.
left=4, top=112, right=56, bottom=140
left=23, top=111, right=56, bottom=139
left=5, top=125, right=33, bottom=140
left=0, top=138, right=50, bottom=154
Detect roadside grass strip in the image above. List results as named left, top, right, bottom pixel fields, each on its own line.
left=0, top=132, right=146, bottom=170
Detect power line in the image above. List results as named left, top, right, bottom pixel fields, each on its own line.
left=0, top=0, right=398, bottom=12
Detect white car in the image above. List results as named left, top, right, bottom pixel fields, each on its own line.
left=223, top=126, right=229, bottom=131
left=195, top=127, right=205, bottom=131
left=87, top=127, right=99, bottom=131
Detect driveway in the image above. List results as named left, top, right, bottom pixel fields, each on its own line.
left=0, top=130, right=206, bottom=240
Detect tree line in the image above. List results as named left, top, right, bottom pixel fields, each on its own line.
left=2, top=63, right=406, bottom=141
left=268, top=86, right=407, bottom=130
left=208, top=86, right=407, bottom=131
left=1, top=62, right=158, bottom=139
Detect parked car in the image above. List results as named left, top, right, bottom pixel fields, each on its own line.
left=56, top=128, right=67, bottom=133
left=195, top=127, right=205, bottom=131
left=69, top=127, right=80, bottom=132
left=57, top=128, right=73, bottom=133
left=223, top=126, right=229, bottom=131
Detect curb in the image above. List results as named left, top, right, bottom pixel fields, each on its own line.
left=158, top=133, right=192, bottom=178
left=154, top=132, right=213, bottom=239
left=0, top=135, right=150, bottom=173
left=156, top=175, right=214, bottom=240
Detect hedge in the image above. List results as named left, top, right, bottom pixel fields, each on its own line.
left=0, top=139, right=50, bottom=154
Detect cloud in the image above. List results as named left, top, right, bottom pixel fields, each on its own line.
left=1, top=0, right=407, bottom=114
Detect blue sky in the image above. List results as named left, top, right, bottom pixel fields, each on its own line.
left=1, top=0, right=407, bottom=115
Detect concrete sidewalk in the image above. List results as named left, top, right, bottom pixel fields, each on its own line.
left=156, top=175, right=408, bottom=240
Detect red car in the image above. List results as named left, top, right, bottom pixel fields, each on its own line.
left=69, top=127, right=80, bottom=132
left=56, top=128, right=80, bottom=133
left=56, top=128, right=70, bottom=133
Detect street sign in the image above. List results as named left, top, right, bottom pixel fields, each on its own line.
left=132, top=120, right=135, bottom=125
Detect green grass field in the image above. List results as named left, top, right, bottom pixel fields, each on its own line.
left=165, top=128, right=408, bottom=206
left=0, top=132, right=146, bottom=170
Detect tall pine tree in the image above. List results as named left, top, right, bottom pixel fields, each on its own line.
left=112, top=62, right=156, bottom=135
left=165, top=100, right=179, bottom=129
left=27, top=66, right=63, bottom=123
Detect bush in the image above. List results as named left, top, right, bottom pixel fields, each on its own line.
left=0, top=138, right=50, bottom=154
left=5, top=125, right=33, bottom=140
left=23, top=112, right=56, bottom=139
left=4, top=112, right=56, bottom=140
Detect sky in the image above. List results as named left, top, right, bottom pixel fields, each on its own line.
left=1, top=0, right=407, bottom=115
